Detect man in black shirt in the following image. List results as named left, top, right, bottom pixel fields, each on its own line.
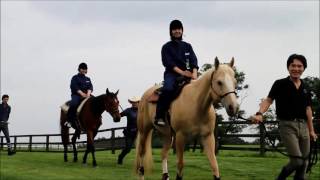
left=252, top=54, right=317, bottom=180
left=0, top=94, right=16, bottom=155
left=117, top=96, right=140, bottom=165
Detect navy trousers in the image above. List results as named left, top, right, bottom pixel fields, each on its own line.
left=67, top=95, right=82, bottom=123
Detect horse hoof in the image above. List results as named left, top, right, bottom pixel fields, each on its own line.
left=176, top=174, right=182, bottom=180
left=162, top=173, right=169, bottom=180
left=214, top=175, right=221, bottom=180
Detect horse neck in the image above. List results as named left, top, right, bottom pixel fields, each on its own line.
left=90, top=94, right=106, bottom=115
left=189, top=69, right=214, bottom=110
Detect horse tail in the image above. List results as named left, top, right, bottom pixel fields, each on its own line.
left=60, top=110, right=70, bottom=145
left=135, top=129, right=153, bottom=174
left=135, top=94, right=154, bottom=175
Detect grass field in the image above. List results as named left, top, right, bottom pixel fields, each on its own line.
left=0, top=149, right=319, bottom=180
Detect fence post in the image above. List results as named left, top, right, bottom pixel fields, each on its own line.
left=46, top=135, right=49, bottom=152
left=259, top=123, right=266, bottom=156
left=111, top=129, right=115, bottom=154
left=0, top=137, right=3, bottom=150
left=29, top=135, right=32, bottom=152
left=14, top=136, right=17, bottom=151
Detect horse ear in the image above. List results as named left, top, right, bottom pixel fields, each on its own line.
left=106, top=88, right=110, bottom=95
left=230, top=57, right=235, bottom=67
left=115, top=89, right=119, bottom=96
left=214, top=56, right=220, bottom=69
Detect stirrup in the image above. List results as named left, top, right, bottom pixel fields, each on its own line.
left=155, top=118, right=166, bottom=127
left=64, top=121, right=72, bottom=128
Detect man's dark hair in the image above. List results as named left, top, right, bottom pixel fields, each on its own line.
left=2, top=94, right=9, bottom=100
left=287, top=54, right=307, bottom=69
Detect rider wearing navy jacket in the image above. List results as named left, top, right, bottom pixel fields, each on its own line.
left=155, top=19, right=199, bottom=126
left=66, top=62, right=93, bottom=130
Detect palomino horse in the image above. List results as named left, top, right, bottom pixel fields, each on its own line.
left=135, top=57, right=239, bottom=180
left=60, top=88, right=121, bottom=166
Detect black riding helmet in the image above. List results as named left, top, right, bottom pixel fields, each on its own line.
left=170, top=19, right=183, bottom=40
left=78, top=62, right=88, bottom=71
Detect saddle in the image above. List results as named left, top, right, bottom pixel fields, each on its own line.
left=147, top=76, right=191, bottom=103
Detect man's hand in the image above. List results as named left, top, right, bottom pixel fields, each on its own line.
left=310, top=131, right=318, bottom=142
left=251, top=114, right=263, bottom=124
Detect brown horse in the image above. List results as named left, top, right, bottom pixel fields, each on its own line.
left=60, top=88, right=121, bottom=166
left=135, top=57, right=239, bottom=180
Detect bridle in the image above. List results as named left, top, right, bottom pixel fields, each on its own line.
left=210, top=69, right=237, bottom=99
left=104, top=96, right=120, bottom=116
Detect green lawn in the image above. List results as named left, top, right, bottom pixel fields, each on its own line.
left=0, top=149, right=319, bottom=180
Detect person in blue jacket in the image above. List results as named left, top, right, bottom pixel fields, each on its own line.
left=0, top=94, right=16, bottom=155
left=154, top=19, right=199, bottom=126
left=65, top=62, right=93, bottom=130
left=117, top=96, right=140, bottom=164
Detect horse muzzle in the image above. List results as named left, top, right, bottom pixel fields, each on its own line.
left=226, top=104, right=239, bottom=116
left=113, top=116, right=121, bottom=123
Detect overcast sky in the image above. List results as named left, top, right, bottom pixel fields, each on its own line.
left=1, top=1, right=319, bottom=136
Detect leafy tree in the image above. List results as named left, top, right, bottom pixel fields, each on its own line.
left=303, top=76, right=320, bottom=133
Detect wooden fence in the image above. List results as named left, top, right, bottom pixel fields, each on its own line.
left=1, top=120, right=319, bottom=155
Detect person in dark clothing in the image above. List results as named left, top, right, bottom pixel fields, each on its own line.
left=0, top=94, right=16, bottom=155
left=117, top=96, right=140, bottom=165
left=65, top=62, right=93, bottom=130
left=252, top=54, right=318, bottom=180
left=155, top=19, right=199, bottom=126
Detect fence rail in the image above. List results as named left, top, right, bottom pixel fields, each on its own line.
left=1, top=120, right=319, bottom=155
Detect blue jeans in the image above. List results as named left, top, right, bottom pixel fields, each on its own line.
left=155, top=73, right=178, bottom=119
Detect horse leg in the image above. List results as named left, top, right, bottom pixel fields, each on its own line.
left=175, top=132, right=186, bottom=180
left=91, top=130, right=99, bottom=167
left=82, top=148, right=89, bottom=165
left=71, top=132, right=78, bottom=162
left=201, top=133, right=220, bottom=179
left=63, top=144, right=68, bottom=162
left=83, top=130, right=97, bottom=167
left=88, top=143, right=96, bottom=167
left=161, top=132, right=172, bottom=180
left=60, top=110, right=70, bottom=162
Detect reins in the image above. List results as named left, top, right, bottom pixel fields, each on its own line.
left=236, top=114, right=318, bottom=173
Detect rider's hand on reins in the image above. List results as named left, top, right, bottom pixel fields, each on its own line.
left=182, top=70, right=193, bottom=78
left=250, top=115, right=263, bottom=124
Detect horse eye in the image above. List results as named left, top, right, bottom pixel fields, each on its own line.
left=217, top=81, right=223, bottom=86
